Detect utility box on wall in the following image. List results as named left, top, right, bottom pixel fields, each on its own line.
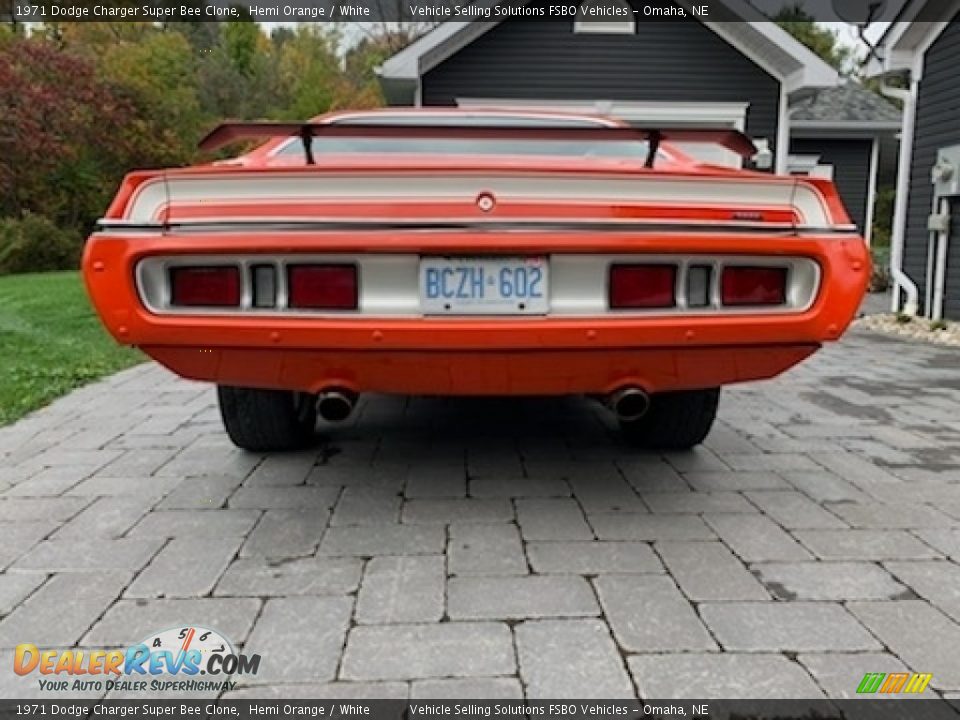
left=932, top=144, right=960, bottom=198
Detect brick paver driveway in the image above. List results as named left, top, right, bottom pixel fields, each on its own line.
left=1, top=328, right=959, bottom=701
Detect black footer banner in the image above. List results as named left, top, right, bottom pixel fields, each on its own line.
left=1, top=699, right=959, bottom=720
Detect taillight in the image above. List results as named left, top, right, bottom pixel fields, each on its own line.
left=609, top=264, right=677, bottom=309
left=169, top=266, right=241, bottom=307
left=287, top=264, right=358, bottom=310
left=721, top=266, right=787, bottom=306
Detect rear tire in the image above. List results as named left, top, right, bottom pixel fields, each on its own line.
left=619, top=388, right=720, bottom=450
left=217, top=386, right=317, bottom=452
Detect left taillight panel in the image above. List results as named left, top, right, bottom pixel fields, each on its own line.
left=169, top=266, right=241, bottom=308
left=142, top=260, right=361, bottom=314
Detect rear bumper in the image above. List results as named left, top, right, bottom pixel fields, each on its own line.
left=83, top=230, right=868, bottom=395
left=143, top=344, right=819, bottom=395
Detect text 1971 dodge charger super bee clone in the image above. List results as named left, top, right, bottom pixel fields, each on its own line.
left=82, top=109, right=869, bottom=451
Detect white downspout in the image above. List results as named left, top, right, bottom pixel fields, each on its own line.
left=775, top=85, right=790, bottom=175
left=864, top=136, right=879, bottom=246
left=931, top=196, right=950, bottom=321
left=881, top=79, right=921, bottom=316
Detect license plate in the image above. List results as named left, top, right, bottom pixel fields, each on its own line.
left=419, top=257, right=549, bottom=315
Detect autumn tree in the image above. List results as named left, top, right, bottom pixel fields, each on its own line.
left=774, top=4, right=856, bottom=72
left=0, top=34, right=135, bottom=230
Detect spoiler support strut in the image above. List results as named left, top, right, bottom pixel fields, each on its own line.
left=300, top=125, right=315, bottom=165
left=644, top=130, right=662, bottom=169
left=198, top=122, right=757, bottom=168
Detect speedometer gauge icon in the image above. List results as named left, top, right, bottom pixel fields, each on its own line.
left=139, top=626, right=235, bottom=673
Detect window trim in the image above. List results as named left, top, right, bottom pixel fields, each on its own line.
left=573, top=0, right=636, bottom=34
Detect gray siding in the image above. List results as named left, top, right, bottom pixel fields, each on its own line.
left=903, top=14, right=960, bottom=319
left=790, top=137, right=873, bottom=231
left=949, top=198, right=960, bottom=320
left=421, top=7, right=781, bottom=158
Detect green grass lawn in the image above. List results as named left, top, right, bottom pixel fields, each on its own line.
left=0, top=271, right=144, bottom=426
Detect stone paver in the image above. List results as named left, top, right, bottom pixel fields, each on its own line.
left=241, top=509, right=328, bottom=559
left=0, top=573, right=46, bottom=616
left=798, top=652, right=932, bottom=699
left=448, top=523, right=528, bottom=576
left=516, top=619, right=634, bottom=698
left=753, top=561, right=907, bottom=601
left=594, top=575, right=717, bottom=652
left=244, top=597, right=353, bottom=683
left=848, top=600, right=960, bottom=691
left=883, top=561, right=960, bottom=622
left=83, top=598, right=261, bottom=646
left=629, top=654, right=825, bottom=699
left=515, top=498, right=593, bottom=540
left=411, top=678, right=522, bottom=699
left=214, top=557, right=362, bottom=597
left=589, top=513, right=715, bottom=541
left=794, top=529, right=942, bottom=560
left=4, top=329, right=960, bottom=698
left=12, top=536, right=165, bottom=573
left=402, top=498, right=513, bottom=525
left=448, top=575, right=598, bottom=620
left=125, top=536, right=241, bottom=598
left=128, top=509, right=259, bottom=538
left=0, top=571, right=129, bottom=648
left=527, top=541, right=662, bottom=575
left=356, top=555, right=444, bottom=624
left=331, top=487, right=402, bottom=526
left=657, top=541, right=769, bottom=601
left=53, top=496, right=155, bottom=540
left=704, top=514, right=812, bottom=561
left=0, top=522, right=57, bottom=570
left=318, top=524, right=445, bottom=556
left=745, top=491, right=847, bottom=529
left=341, top=623, right=515, bottom=680
left=701, top=602, right=882, bottom=652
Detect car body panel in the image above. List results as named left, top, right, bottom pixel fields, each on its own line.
left=83, top=109, right=870, bottom=397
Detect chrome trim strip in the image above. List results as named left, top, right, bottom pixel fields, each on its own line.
left=136, top=253, right=821, bottom=319
left=99, top=219, right=857, bottom=235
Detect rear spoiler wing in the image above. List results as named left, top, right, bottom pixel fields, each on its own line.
left=198, top=121, right=757, bottom=169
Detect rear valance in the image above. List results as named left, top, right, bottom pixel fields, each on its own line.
left=198, top=121, right=757, bottom=168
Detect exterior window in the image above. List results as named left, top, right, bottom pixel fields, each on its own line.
left=574, top=0, right=636, bottom=34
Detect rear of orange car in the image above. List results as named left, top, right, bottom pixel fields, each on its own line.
left=82, top=112, right=869, bottom=451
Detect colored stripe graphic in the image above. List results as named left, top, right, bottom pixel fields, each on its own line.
left=857, top=673, right=885, bottom=694
left=880, top=673, right=909, bottom=693
left=857, top=672, right=933, bottom=694
left=904, top=674, right=933, bottom=694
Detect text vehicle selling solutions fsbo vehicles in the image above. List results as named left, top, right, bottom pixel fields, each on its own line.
left=83, top=109, right=869, bottom=451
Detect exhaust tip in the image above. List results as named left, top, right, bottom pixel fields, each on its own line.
left=317, top=390, right=356, bottom=423
left=608, top=387, right=650, bottom=422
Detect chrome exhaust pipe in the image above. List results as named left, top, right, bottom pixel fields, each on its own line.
left=316, top=389, right=356, bottom=423
left=606, top=387, right=650, bottom=422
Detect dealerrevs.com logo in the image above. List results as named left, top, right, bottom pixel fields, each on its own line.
left=14, top=626, right=260, bottom=693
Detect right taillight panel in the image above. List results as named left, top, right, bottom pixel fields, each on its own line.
left=721, top=266, right=788, bottom=306
left=169, top=266, right=241, bottom=308
left=287, top=264, right=358, bottom=310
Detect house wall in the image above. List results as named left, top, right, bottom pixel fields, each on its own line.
left=904, top=14, right=960, bottom=319
left=420, top=6, right=781, bottom=158
left=790, top=137, right=873, bottom=231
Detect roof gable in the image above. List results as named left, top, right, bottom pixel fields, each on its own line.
left=872, top=0, right=960, bottom=75
left=378, top=2, right=839, bottom=102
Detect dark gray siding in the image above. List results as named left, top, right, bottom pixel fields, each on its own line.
left=949, top=199, right=960, bottom=319
left=421, top=7, right=781, bottom=158
left=790, top=137, right=873, bottom=231
left=903, top=14, right=960, bottom=319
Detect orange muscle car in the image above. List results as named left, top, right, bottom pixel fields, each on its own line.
left=83, top=109, right=870, bottom=451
